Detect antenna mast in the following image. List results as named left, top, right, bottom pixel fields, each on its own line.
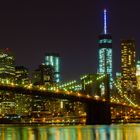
left=104, top=9, right=107, bottom=34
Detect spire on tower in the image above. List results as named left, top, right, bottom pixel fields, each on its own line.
left=103, top=9, right=107, bottom=34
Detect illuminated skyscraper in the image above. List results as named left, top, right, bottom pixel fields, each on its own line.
left=15, top=66, right=29, bottom=85
left=45, top=53, right=60, bottom=83
left=136, top=60, right=140, bottom=90
left=121, top=40, right=136, bottom=94
left=98, top=9, right=113, bottom=88
left=0, top=49, right=15, bottom=83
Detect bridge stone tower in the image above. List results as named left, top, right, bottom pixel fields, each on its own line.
left=85, top=74, right=111, bottom=124
left=81, top=74, right=110, bottom=101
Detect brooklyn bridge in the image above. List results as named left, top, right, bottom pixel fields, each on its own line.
left=0, top=74, right=139, bottom=125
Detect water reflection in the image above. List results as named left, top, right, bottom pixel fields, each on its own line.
left=0, top=124, right=140, bottom=140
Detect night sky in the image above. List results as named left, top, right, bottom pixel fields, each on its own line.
left=0, top=0, right=140, bottom=81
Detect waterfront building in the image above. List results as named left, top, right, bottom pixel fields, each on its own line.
left=121, top=40, right=137, bottom=97
left=0, top=48, right=15, bottom=84
left=98, top=9, right=113, bottom=89
left=0, top=101, right=15, bottom=115
left=45, top=53, right=60, bottom=83
left=32, top=64, right=54, bottom=86
left=15, top=66, right=29, bottom=85
left=136, top=60, right=140, bottom=90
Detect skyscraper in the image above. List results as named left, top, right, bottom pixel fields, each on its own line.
left=136, top=60, right=140, bottom=90
left=0, top=49, right=15, bottom=83
left=45, top=53, right=60, bottom=83
left=121, top=40, right=136, bottom=95
left=15, top=66, right=29, bottom=85
left=98, top=9, right=113, bottom=88
left=32, top=64, right=54, bottom=86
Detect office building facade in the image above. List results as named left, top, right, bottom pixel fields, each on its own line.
left=121, top=40, right=137, bottom=95
left=0, top=49, right=15, bottom=83
left=32, top=64, right=54, bottom=86
left=15, top=66, right=29, bottom=85
left=45, top=53, right=60, bottom=83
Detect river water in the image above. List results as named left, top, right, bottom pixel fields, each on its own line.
left=0, top=124, right=140, bottom=140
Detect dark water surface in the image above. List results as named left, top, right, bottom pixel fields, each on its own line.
left=0, top=124, right=140, bottom=140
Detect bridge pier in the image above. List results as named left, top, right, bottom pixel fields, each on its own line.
left=86, top=101, right=111, bottom=125
left=85, top=74, right=111, bottom=125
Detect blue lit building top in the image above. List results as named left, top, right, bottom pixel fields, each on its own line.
left=98, top=9, right=113, bottom=89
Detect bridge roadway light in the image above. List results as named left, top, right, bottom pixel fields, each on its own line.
left=102, top=98, right=106, bottom=102
left=65, top=91, right=70, bottom=95
left=86, top=94, right=90, bottom=98
left=10, top=82, right=15, bottom=87
left=39, top=86, right=46, bottom=91
left=55, top=89, right=59, bottom=92
left=94, top=95, right=100, bottom=100
left=77, top=93, right=82, bottom=97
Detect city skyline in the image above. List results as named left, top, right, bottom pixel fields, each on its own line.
left=0, top=1, right=140, bottom=138
left=0, top=1, right=140, bottom=81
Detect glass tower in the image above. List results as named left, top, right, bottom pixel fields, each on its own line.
left=136, top=60, right=140, bottom=90
left=45, top=53, right=60, bottom=83
left=98, top=9, right=113, bottom=88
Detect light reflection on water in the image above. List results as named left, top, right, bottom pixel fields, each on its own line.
left=0, top=124, right=140, bottom=140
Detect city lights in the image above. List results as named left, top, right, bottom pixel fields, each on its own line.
left=0, top=8, right=139, bottom=125
left=98, top=9, right=113, bottom=89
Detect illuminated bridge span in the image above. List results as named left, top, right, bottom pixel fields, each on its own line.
left=0, top=75, right=140, bottom=124
left=0, top=82, right=139, bottom=124
left=0, top=83, right=107, bottom=102
left=0, top=82, right=110, bottom=124
left=0, top=74, right=110, bottom=101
